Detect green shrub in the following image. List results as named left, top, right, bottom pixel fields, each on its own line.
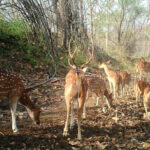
left=0, top=18, right=29, bottom=37
left=0, top=18, right=51, bottom=66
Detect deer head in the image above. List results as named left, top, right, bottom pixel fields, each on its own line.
left=98, top=60, right=111, bottom=69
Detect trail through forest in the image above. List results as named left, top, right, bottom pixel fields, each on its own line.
left=0, top=74, right=150, bottom=150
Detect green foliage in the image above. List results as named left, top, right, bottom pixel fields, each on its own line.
left=0, top=18, right=29, bottom=38
left=0, top=18, right=29, bottom=52
left=0, top=18, right=50, bottom=66
left=68, top=40, right=87, bottom=66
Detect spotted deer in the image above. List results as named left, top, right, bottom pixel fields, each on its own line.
left=98, top=61, right=122, bottom=99
left=0, top=72, right=42, bottom=132
left=117, top=71, right=131, bottom=95
left=63, top=40, right=93, bottom=140
left=86, top=76, right=113, bottom=112
left=0, top=71, right=54, bottom=132
left=136, top=58, right=150, bottom=79
left=144, top=86, right=150, bottom=115
left=134, top=80, right=149, bottom=106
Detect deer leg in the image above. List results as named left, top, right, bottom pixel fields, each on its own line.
left=105, top=97, right=111, bottom=109
left=122, top=87, right=123, bottom=96
left=102, top=96, right=106, bottom=113
left=82, top=92, right=88, bottom=119
left=122, top=83, right=124, bottom=96
left=113, top=83, right=116, bottom=99
left=139, top=93, right=142, bottom=106
left=117, top=83, right=120, bottom=98
left=109, top=81, right=112, bottom=93
left=10, top=97, right=18, bottom=133
left=138, top=92, right=143, bottom=106
left=77, top=97, right=85, bottom=140
left=122, top=84, right=124, bottom=97
left=86, top=91, right=89, bottom=100
left=82, top=102, right=86, bottom=119
left=141, top=95, right=144, bottom=105
left=126, top=85, right=129, bottom=95
left=70, top=102, right=74, bottom=129
left=96, top=97, right=99, bottom=106
left=120, top=82, right=123, bottom=97
left=63, top=98, right=71, bottom=137
left=144, top=102, right=148, bottom=115
left=136, top=92, right=139, bottom=106
left=104, top=91, right=111, bottom=108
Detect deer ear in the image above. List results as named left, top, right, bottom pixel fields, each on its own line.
left=110, top=93, right=113, bottom=97
left=82, top=67, right=88, bottom=72
left=106, top=60, right=111, bottom=64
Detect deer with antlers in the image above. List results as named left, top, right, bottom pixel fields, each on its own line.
left=0, top=71, right=54, bottom=132
left=136, top=58, right=150, bottom=79
left=86, top=76, right=113, bottom=112
left=98, top=61, right=122, bottom=99
left=63, top=40, right=93, bottom=140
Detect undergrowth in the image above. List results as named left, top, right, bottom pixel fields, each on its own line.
left=0, top=17, right=50, bottom=68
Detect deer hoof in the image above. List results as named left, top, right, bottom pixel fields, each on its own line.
left=63, top=131, right=69, bottom=137
left=13, top=128, right=18, bottom=133
left=82, top=114, right=86, bottom=119
left=70, top=123, right=75, bottom=129
left=77, top=136, right=82, bottom=141
left=102, top=107, right=106, bottom=113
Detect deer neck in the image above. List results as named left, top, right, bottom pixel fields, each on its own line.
left=103, top=65, right=111, bottom=76
left=19, top=91, right=36, bottom=111
left=19, top=91, right=38, bottom=121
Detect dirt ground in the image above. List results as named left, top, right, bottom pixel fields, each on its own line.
left=1, top=75, right=150, bottom=150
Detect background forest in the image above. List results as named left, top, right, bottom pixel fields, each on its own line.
left=1, top=0, right=150, bottom=72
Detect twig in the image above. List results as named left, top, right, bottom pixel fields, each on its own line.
left=0, top=131, right=4, bottom=136
left=25, top=67, right=57, bottom=91
left=57, top=62, right=71, bottom=69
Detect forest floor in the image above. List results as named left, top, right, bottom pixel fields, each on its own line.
left=0, top=73, right=150, bottom=150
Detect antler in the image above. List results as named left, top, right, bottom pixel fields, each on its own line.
left=68, top=38, right=78, bottom=68
left=68, top=37, right=94, bottom=69
left=81, top=38, right=94, bottom=68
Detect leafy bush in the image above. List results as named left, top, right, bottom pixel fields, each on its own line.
left=0, top=17, right=29, bottom=37
left=0, top=18, right=50, bottom=65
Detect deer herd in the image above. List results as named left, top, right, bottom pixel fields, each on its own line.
left=1, top=47, right=150, bottom=141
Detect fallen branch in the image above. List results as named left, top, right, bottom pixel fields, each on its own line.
left=25, top=68, right=57, bottom=92
left=0, top=132, right=4, bottom=136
